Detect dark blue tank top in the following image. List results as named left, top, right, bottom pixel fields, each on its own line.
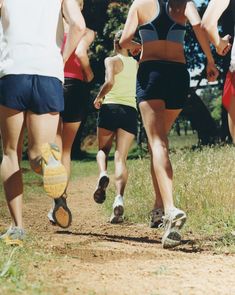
left=139, top=0, right=187, bottom=45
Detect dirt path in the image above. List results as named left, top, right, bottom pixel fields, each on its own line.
left=22, top=176, right=235, bottom=295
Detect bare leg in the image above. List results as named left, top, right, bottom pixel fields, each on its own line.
left=115, top=128, right=134, bottom=196
left=93, top=127, right=115, bottom=203
left=150, top=109, right=181, bottom=211
left=0, top=106, right=25, bottom=228
left=26, top=112, right=59, bottom=171
left=139, top=100, right=181, bottom=214
left=56, top=121, right=82, bottom=180
left=96, top=127, right=115, bottom=174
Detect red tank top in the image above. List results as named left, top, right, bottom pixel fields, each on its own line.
left=63, top=35, right=84, bottom=80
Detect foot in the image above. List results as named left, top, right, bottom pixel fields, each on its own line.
left=149, top=208, right=164, bottom=228
left=0, top=226, right=25, bottom=246
left=161, top=207, right=186, bottom=249
left=93, top=173, right=109, bottom=204
left=110, top=195, right=124, bottom=224
left=48, top=193, right=72, bottom=229
left=41, top=143, right=67, bottom=199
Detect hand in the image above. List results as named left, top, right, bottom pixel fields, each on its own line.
left=129, top=43, right=141, bottom=56
left=216, top=35, right=232, bottom=56
left=93, top=96, right=103, bottom=109
left=206, top=62, right=219, bottom=82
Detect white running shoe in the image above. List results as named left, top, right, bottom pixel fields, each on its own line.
left=47, top=207, right=56, bottom=225
left=110, top=195, right=124, bottom=224
left=161, top=207, right=186, bottom=249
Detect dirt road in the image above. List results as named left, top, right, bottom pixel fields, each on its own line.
left=20, top=176, right=235, bottom=295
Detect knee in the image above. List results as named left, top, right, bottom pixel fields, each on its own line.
left=150, top=138, right=168, bottom=153
left=114, top=151, right=126, bottom=166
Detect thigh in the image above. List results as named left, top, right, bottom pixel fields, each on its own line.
left=139, top=100, right=167, bottom=144
left=62, top=121, right=82, bottom=151
left=26, top=112, right=59, bottom=149
left=164, top=109, right=182, bottom=134
left=0, top=105, right=25, bottom=152
left=116, top=129, right=135, bottom=159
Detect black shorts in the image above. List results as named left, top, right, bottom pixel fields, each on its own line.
left=97, top=104, right=138, bottom=136
left=136, top=60, right=190, bottom=109
left=61, top=78, right=90, bottom=123
left=0, top=74, right=64, bottom=114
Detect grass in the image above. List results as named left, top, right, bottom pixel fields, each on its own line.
left=103, top=134, right=235, bottom=252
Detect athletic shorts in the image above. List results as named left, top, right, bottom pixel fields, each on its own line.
left=61, top=78, right=90, bottom=123
left=97, top=103, right=138, bottom=136
left=222, top=71, right=235, bottom=110
left=136, top=60, right=190, bottom=109
left=0, top=74, right=64, bottom=114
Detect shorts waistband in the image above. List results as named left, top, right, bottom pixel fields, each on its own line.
left=139, top=60, right=187, bottom=67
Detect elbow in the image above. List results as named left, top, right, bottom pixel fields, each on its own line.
left=201, top=19, right=213, bottom=33
left=70, top=19, right=86, bottom=35
left=107, top=81, right=114, bottom=88
left=119, top=38, right=129, bottom=49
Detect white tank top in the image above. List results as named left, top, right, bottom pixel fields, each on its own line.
left=0, top=0, right=64, bottom=81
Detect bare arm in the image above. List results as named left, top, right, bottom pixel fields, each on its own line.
left=185, top=1, right=219, bottom=82
left=119, top=1, right=141, bottom=52
left=62, top=0, right=86, bottom=64
left=201, top=0, right=231, bottom=56
left=94, top=57, right=123, bottom=109
left=75, top=28, right=95, bottom=82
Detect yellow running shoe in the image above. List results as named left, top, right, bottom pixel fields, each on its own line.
left=41, top=143, right=67, bottom=199
left=0, top=226, right=25, bottom=246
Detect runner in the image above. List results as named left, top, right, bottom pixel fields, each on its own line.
left=119, top=0, right=218, bottom=248
left=48, top=19, right=95, bottom=229
left=93, top=30, right=139, bottom=223
left=0, top=0, right=85, bottom=245
left=202, top=1, right=234, bottom=140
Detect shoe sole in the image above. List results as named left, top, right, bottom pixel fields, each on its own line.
left=93, top=175, right=109, bottom=204
left=110, top=205, right=124, bottom=224
left=162, top=213, right=186, bottom=249
left=4, top=237, right=24, bottom=246
left=52, top=197, right=72, bottom=229
left=41, top=143, right=67, bottom=199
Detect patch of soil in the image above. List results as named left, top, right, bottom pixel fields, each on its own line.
left=5, top=175, right=235, bottom=294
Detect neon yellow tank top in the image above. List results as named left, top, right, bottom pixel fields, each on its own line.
left=103, top=54, right=137, bottom=109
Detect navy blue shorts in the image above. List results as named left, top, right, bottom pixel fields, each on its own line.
left=97, top=104, right=138, bottom=136
left=0, top=74, right=64, bottom=114
left=61, top=78, right=90, bottom=123
left=136, top=60, right=190, bottom=109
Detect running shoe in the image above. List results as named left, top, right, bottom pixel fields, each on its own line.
left=52, top=193, right=72, bottom=229
left=47, top=208, right=56, bottom=226
left=41, top=143, right=67, bottom=199
left=110, top=195, right=124, bottom=224
left=0, top=226, right=25, bottom=246
left=161, top=207, right=186, bottom=249
left=93, top=172, right=109, bottom=204
left=149, top=208, right=164, bottom=228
